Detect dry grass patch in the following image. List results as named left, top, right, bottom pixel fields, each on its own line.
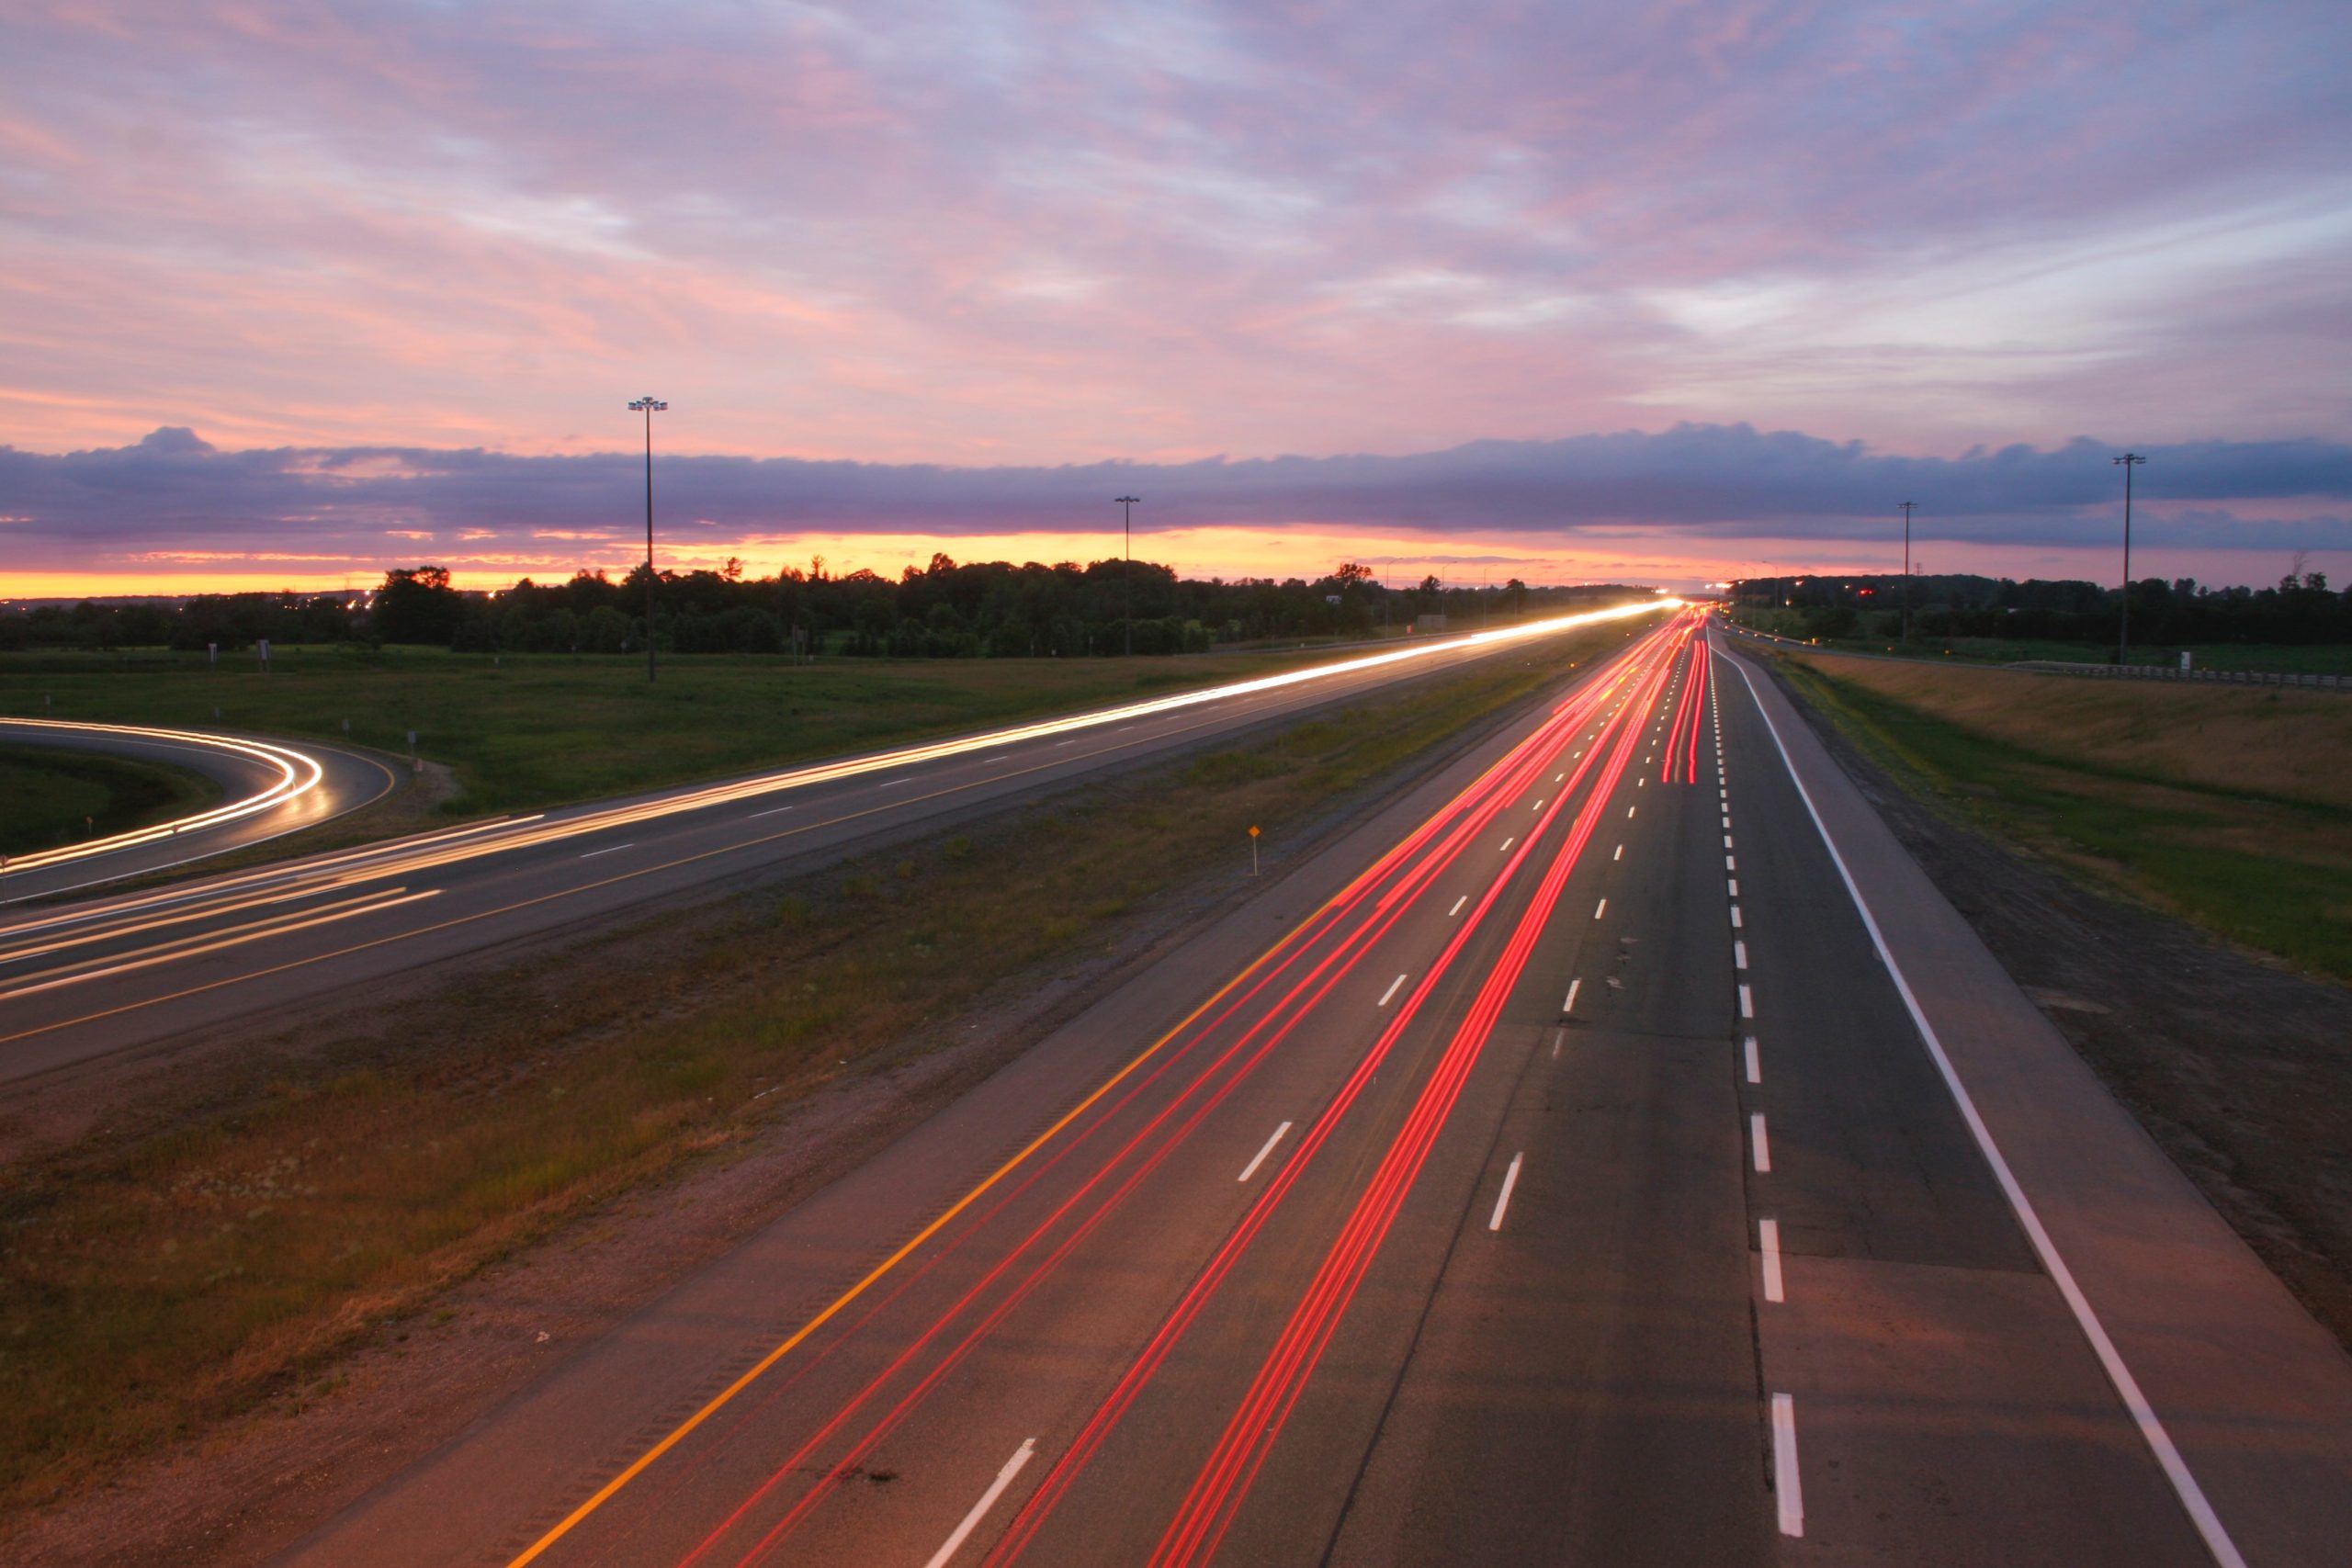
left=1779, top=652, right=2352, bottom=978
left=1793, top=655, right=2352, bottom=810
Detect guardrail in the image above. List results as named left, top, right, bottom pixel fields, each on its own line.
left=2009, top=660, right=2350, bottom=691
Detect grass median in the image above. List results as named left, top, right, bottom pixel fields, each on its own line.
left=1772, top=652, right=2352, bottom=979
left=0, top=617, right=1645, bottom=1520
left=0, top=645, right=1408, bottom=819
left=0, top=745, right=220, bottom=858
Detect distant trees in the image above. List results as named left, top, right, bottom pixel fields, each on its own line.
left=0, top=591, right=358, bottom=653
left=373, top=566, right=462, bottom=645
left=1729, top=570, right=2352, bottom=648
left=0, top=556, right=1658, bottom=658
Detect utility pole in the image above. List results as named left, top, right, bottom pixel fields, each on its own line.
left=2113, top=453, right=2145, bottom=666
left=1114, top=495, right=1140, bottom=657
left=630, top=396, right=668, bottom=682
left=1898, top=502, right=1917, bottom=642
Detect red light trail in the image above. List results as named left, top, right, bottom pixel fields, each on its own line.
left=592, top=612, right=1702, bottom=1568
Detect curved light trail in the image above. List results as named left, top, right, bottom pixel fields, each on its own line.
left=0, top=717, right=327, bottom=874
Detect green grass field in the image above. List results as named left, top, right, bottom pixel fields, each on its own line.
left=0, top=646, right=1363, bottom=818
left=1778, top=654, right=2352, bottom=980
left=0, top=744, right=220, bottom=857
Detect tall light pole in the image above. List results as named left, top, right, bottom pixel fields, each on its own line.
left=2114, top=452, right=2145, bottom=665
left=1898, top=501, right=1917, bottom=642
left=629, top=396, right=667, bottom=682
left=1114, top=494, right=1140, bottom=657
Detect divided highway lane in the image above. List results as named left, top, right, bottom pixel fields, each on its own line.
left=280, top=615, right=1736, bottom=1568
left=0, top=717, right=395, bottom=902
left=1715, top=628, right=2352, bottom=1568
left=1710, top=637, right=2216, bottom=1566
left=0, top=606, right=1663, bottom=1085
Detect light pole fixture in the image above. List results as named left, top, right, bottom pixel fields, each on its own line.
left=2113, top=452, right=2145, bottom=665
left=629, top=397, right=668, bottom=682
left=1897, top=502, right=1917, bottom=642
left=1114, top=494, right=1141, bottom=657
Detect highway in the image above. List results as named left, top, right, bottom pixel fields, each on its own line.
left=0, top=716, right=395, bottom=903
left=0, top=605, right=1658, bottom=1085
left=261, top=612, right=2352, bottom=1568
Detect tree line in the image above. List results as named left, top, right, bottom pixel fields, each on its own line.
left=2, top=556, right=1652, bottom=656
left=1729, top=569, right=2351, bottom=647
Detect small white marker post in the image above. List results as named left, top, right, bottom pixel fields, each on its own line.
left=1249, top=824, right=1260, bottom=876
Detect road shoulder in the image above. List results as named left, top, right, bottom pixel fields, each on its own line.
left=1719, top=635, right=2352, bottom=1568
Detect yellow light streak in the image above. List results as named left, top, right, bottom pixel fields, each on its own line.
left=0, top=879, right=368, bottom=966
left=0, top=888, right=435, bottom=1001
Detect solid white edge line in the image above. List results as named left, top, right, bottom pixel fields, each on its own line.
left=1563, top=977, right=1580, bottom=1013
left=1750, top=1111, right=1770, bottom=1172
left=922, top=1438, right=1037, bottom=1568
left=1377, top=972, right=1408, bottom=1007
left=1771, top=1393, right=1804, bottom=1537
left=1759, top=1217, right=1785, bottom=1303
left=1488, top=1152, right=1523, bottom=1231
left=1238, top=1121, right=1293, bottom=1182
left=1744, top=1034, right=1761, bottom=1084
left=1724, top=647, right=2247, bottom=1568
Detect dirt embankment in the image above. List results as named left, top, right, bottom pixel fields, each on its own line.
left=1769, top=660, right=2352, bottom=1354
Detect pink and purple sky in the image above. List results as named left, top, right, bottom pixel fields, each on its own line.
left=3, top=2, right=2347, bottom=595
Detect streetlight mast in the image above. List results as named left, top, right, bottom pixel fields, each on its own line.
left=1898, top=502, right=1917, bottom=642
left=629, top=396, right=668, bottom=682
left=1114, top=495, right=1141, bottom=657
left=2113, top=453, right=2145, bottom=666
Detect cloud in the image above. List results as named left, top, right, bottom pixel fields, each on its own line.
left=6, top=424, right=2347, bottom=581
left=0, top=4, right=2346, bottom=464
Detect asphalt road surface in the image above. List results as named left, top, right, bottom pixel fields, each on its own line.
left=0, top=608, right=1656, bottom=1085
left=257, top=613, right=2352, bottom=1568
left=0, top=716, right=396, bottom=903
